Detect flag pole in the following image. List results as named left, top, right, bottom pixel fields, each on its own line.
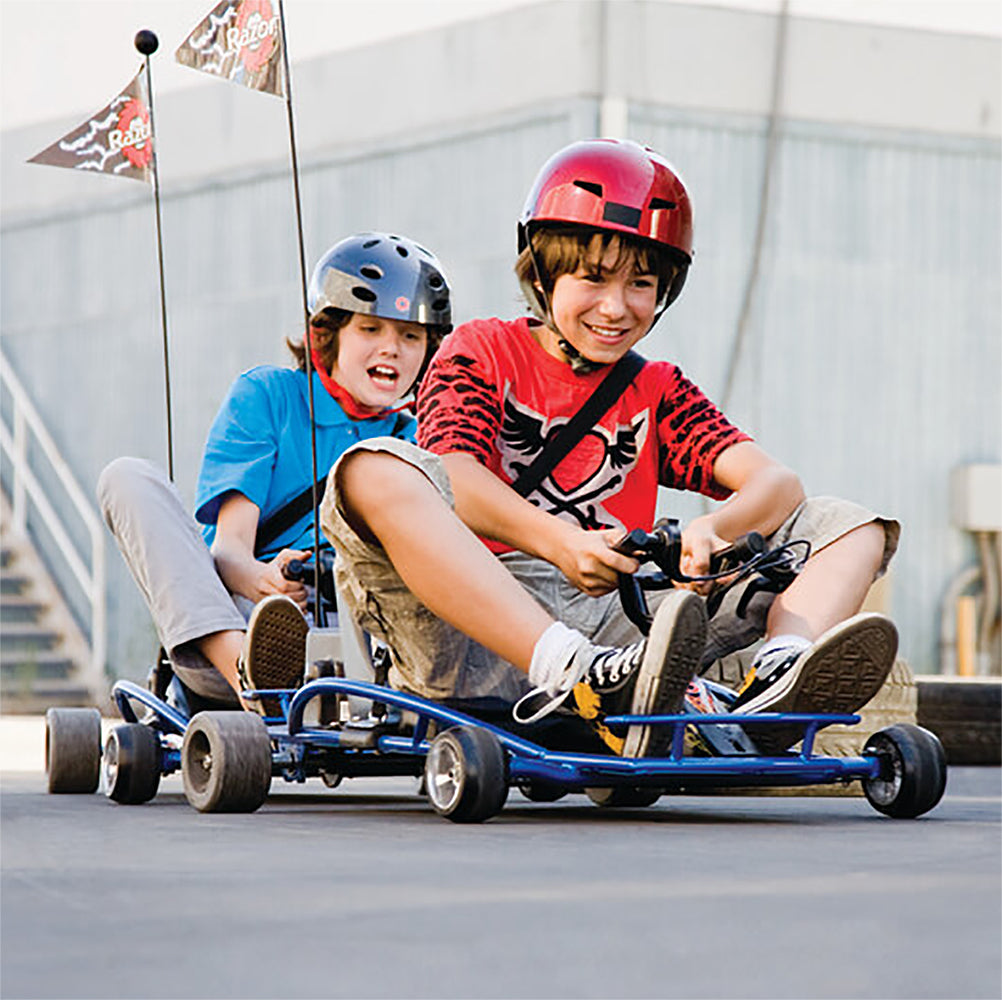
left=135, top=29, right=175, bottom=482
left=276, top=0, right=325, bottom=627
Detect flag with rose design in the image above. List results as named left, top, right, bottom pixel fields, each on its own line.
left=28, top=70, right=153, bottom=183
left=175, top=0, right=285, bottom=97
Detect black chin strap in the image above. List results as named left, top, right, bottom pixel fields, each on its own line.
left=557, top=337, right=605, bottom=375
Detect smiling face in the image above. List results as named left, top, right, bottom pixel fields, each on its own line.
left=329, top=313, right=428, bottom=411
left=538, top=242, right=660, bottom=366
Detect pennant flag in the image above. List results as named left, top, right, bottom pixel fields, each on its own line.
left=175, top=0, right=285, bottom=97
left=28, top=70, right=153, bottom=183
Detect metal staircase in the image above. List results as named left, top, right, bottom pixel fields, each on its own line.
left=1, top=350, right=107, bottom=713
left=1, top=512, right=99, bottom=711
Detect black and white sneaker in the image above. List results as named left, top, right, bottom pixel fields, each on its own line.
left=237, top=595, right=309, bottom=718
left=514, top=590, right=707, bottom=757
left=732, top=613, right=898, bottom=753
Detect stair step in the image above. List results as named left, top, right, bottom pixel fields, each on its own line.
left=1, top=595, right=48, bottom=623
left=1, top=652, right=76, bottom=681
left=1, top=574, right=30, bottom=595
left=0, top=678, right=96, bottom=713
left=0, top=623, right=61, bottom=651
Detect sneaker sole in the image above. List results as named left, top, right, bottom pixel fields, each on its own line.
left=622, top=590, right=707, bottom=758
left=738, top=614, right=898, bottom=753
left=239, top=596, right=309, bottom=714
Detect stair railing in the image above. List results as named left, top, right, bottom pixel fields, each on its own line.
left=0, top=348, right=106, bottom=696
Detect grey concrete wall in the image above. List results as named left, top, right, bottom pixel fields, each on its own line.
left=2, top=1, right=999, bottom=681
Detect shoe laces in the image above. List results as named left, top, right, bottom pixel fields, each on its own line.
left=587, top=638, right=645, bottom=690
left=736, top=645, right=802, bottom=698
left=511, top=637, right=647, bottom=726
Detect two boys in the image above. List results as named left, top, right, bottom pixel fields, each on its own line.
left=105, top=139, right=898, bottom=758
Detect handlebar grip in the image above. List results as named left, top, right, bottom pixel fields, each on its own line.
left=283, top=558, right=308, bottom=581
left=708, top=532, right=764, bottom=574
left=613, top=528, right=654, bottom=556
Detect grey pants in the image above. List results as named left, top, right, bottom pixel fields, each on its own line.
left=97, top=457, right=245, bottom=705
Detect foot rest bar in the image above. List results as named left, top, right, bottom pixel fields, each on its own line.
left=604, top=712, right=860, bottom=726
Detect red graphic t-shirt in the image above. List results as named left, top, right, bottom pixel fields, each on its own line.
left=417, top=317, right=750, bottom=553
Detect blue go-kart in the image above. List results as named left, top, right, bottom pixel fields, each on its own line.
left=44, top=522, right=947, bottom=822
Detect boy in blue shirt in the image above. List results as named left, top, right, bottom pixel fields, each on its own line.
left=99, top=232, right=451, bottom=714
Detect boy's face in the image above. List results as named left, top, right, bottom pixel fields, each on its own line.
left=545, top=244, right=659, bottom=367
left=331, top=313, right=427, bottom=411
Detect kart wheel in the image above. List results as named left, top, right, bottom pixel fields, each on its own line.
left=425, top=725, right=508, bottom=823
left=863, top=724, right=947, bottom=819
left=519, top=780, right=568, bottom=803
left=46, top=708, right=101, bottom=794
left=182, top=712, right=272, bottom=813
left=586, top=786, right=662, bottom=808
left=103, top=724, right=161, bottom=804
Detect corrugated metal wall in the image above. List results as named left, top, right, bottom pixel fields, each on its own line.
left=2, top=94, right=998, bottom=679
left=633, top=105, right=1000, bottom=674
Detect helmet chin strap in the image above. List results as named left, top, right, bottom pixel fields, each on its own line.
left=557, top=289, right=669, bottom=374
left=527, top=236, right=609, bottom=375
left=557, top=337, right=606, bottom=375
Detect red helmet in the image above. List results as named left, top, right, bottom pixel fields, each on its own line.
left=518, top=138, right=694, bottom=308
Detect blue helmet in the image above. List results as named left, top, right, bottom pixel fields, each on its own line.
left=308, top=232, right=452, bottom=332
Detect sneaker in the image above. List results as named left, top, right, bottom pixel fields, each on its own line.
left=732, top=613, right=898, bottom=753
left=514, top=590, right=706, bottom=757
left=683, top=678, right=758, bottom=756
left=237, top=595, right=309, bottom=718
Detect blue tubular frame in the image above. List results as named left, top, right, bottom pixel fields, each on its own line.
left=113, top=679, right=187, bottom=735
left=111, top=675, right=883, bottom=793
left=280, top=678, right=882, bottom=789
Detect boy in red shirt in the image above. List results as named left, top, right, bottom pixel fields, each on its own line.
left=320, top=140, right=899, bottom=757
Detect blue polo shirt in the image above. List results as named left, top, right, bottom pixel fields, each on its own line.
left=195, top=365, right=414, bottom=556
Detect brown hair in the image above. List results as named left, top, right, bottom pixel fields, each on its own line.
left=286, top=307, right=451, bottom=393
left=286, top=307, right=352, bottom=373
left=514, top=226, right=678, bottom=321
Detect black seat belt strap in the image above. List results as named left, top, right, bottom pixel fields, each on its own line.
left=511, top=350, right=646, bottom=498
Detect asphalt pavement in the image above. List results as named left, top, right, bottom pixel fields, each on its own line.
left=1, top=716, right=1000, bottom=1000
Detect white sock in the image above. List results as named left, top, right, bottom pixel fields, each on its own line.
left=753, top=633, right=811, bottom=675
left=528, top=622, right=590, bottom=695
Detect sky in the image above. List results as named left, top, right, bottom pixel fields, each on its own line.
left=1, top=0, right=1000, bottom=131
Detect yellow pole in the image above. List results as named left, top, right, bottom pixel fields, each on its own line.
left=956, top=595, right=977, bottom=677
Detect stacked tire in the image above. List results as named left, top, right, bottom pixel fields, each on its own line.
left=916, top=677, right=1001, bottom=765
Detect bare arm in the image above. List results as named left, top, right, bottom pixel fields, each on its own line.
left=211, top=492, right=310, bottom=608
left=680, top=441, right=804, bottom=583
left=441, top=452, right=637, bottom=596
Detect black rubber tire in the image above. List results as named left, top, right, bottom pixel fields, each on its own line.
left=863, top=723, right=948, bottom=819
left=103, top=724, right=161, bottom=804
left=181, top=712, right=272, bottom=813
left=519, top=780, right=568, bottom=803
left=45, top=708, right=101, bottom=794
left=424, top=725, right=509, bottom=823
left=586, top=786, right=662, bottom=808
left=917, top=678, right=1001, bottom=765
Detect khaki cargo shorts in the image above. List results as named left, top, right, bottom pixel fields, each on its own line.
left=320, top=437, right=900, bottom=701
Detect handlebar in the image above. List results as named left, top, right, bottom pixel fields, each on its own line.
left=282, top=550, right=336, bottom=606
left=615, top=518, right=809, bottom=635
left=614, top=524, right=765, bottom=584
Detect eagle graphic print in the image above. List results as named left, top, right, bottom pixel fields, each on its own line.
left=499, top=394, right=649, bottom=529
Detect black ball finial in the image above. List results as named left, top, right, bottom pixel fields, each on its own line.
left=134, top=29, right=159, bottom=55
